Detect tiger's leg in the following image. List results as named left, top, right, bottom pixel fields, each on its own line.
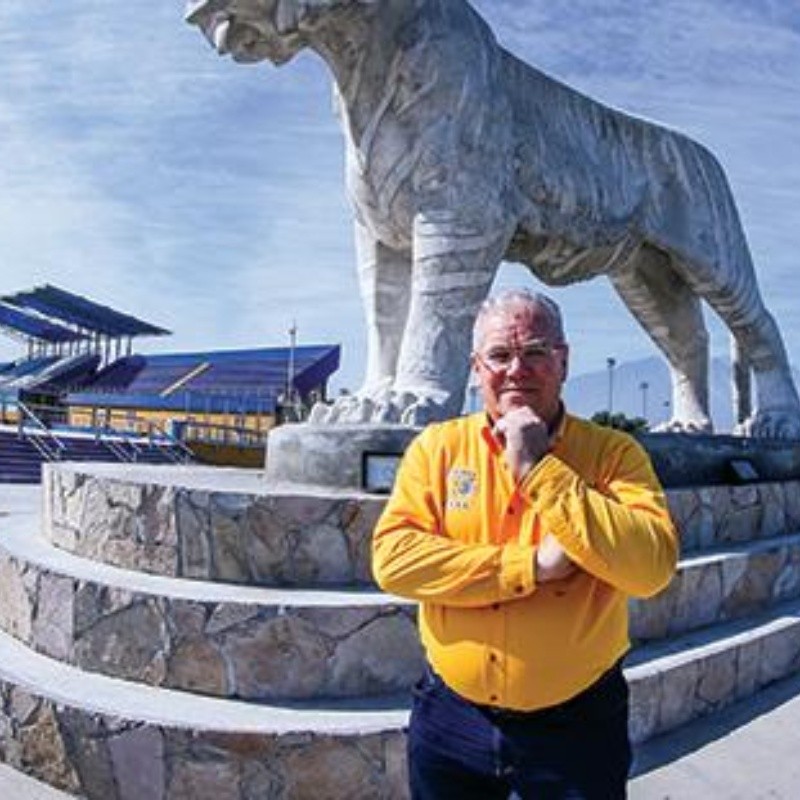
left=609, top=245, right=713, bottom=433
left=355, top=221, right=413, bottom=398
left=668, top=209, right=800, bottom=438
left=384, top=213, right=511, bottom=424
left=698, top=262, right=800, bottom=438
left=310, top=221, right=412, bottom=423
left=645, top=136, right=800, bottom=438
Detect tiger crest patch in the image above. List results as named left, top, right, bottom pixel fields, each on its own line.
left=447, top=468, right=477, bottom=510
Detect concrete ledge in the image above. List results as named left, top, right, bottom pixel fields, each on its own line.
left=265, top=424, right=800, bottom=491
left=0, top=764, right=74, bottom=800
left=265, top=423, right=420, bottom=490
left=638, top=432, right=800, bottom=488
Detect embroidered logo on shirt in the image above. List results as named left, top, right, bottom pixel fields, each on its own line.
left=447, top=468, right=477, bottom=510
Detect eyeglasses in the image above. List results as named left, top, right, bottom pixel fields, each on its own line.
left=475, top=339, right=563, bottom=373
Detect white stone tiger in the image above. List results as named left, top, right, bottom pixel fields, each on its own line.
left=186, top=0, right=800, bottom=437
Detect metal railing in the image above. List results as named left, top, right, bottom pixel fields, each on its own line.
left=100, top=436, right=135, bottom=463
left=16, top=401, right=67, bottom=463
left=145, top=419, right=195, bottom=464
left=180, top=419, right=269, bottom=448
left=14, top=401, right=194, bottom=465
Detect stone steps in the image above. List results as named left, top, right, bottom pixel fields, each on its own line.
left=44, top=464, right=800, bottom=587
left=627, top=597, right=800, bottom=743
left=630, top=531, right=800, bottom=641
left=2, top=597, right=800, bottom=798
left=44, top=463, right=383, bottom=587
left=7, top=504, right=800, bottom=700
left=0, top=628, right=408, bottom=799
left=4, top=512, right=800, bottom=701
left=0, top=524, right=422, bottom=701
left=0, top=464, right=799, bottom=797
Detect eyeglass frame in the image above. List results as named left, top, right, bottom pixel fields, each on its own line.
left=472, top=338, right=567, bottom=374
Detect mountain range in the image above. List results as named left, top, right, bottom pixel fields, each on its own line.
left=563, top=356, right=800, bottom=433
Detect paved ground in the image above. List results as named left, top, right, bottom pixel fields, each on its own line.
left=0, top=764, right=73, bottom=799
left=630, top=670, right=800, bottom=798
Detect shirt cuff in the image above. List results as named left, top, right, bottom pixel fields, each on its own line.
left=499, top=544, right=536, bottom=598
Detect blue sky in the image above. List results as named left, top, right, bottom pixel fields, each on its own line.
left=1, top=1, right=798, bottom=395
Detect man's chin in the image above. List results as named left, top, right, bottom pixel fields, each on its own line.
left=498, top=391, right=537, bottom=414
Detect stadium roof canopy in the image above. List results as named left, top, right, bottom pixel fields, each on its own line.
left=2, top=284, right=170, bottom=338
left=66, top=344, right=341, bottom=413
left=0, top=302, right=87, bottom=344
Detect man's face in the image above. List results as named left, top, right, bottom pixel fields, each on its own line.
left=472, top=303, right=568, bottom=424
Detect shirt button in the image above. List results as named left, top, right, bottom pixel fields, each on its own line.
left=490, top=694, right=499, bottom=703
left=514, top=585, right=524, bottom=594
left=492, top=603, right=500, bottom=611
left=489, top=653, right=498, bottom=663
left=506, top=507, right=515, bottom=515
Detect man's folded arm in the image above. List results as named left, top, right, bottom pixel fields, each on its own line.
left=372, top=432, right=536, bottom=607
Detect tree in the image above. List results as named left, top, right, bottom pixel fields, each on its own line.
left=591, top=410, right=649, bottom=433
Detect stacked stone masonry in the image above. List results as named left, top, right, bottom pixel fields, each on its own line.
left=0, top=464, right=798, bottom=798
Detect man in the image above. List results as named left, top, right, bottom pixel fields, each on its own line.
left=372, top=288, right=678, bottom=799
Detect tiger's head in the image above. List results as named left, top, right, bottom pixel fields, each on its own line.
left=185, top=0, right=379, bottom=65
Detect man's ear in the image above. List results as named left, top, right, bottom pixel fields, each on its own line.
left=470, top=352, right=480, bottom=376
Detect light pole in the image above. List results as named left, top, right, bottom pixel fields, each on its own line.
left=606, top=357, right=616, bottom=416
left=286, top=320, right=298, bottom=416
left=639, top=381, right=649, bottom=421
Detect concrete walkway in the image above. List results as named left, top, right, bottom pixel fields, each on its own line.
left=631, top=670, right=800, bottom=798
left=0, top=764, right=73, bottom=798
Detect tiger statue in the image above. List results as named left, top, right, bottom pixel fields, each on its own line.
left=185, top=0, right=800, bottom=437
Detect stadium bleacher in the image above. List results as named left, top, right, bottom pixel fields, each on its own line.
left=0, top=284, right=341, bottom=480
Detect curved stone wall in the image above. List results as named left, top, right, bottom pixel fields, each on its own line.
left=44, top=464, right=384, bottom=586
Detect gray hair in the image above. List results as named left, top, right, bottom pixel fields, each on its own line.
left=472, top=288, right=566, bottom=350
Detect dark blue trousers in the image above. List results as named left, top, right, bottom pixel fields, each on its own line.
left=407, top=663, right=631, bottom=799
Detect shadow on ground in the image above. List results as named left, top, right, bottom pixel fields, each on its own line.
left=632, top=671, right=800, bottom=776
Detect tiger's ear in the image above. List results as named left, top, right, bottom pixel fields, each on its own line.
left=275, top=0, right=305, bottom=33
left=185, top=0, right=230, bottom=25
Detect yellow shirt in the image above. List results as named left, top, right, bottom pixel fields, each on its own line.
left=372, top=411, right=678, bottom=711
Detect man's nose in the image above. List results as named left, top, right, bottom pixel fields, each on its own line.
left=506, top=353, right=528, bottom=375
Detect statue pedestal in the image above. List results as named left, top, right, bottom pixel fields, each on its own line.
left=265, top=424, right=800, bottom=492
left=638, top=431, right=800, bottom=487
left=265, top=422, right=421, bottom=491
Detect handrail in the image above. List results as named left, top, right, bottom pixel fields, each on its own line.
left=16, top=401, right=66, bottom=462
left=17, top=401, right=193, bottom=465
left=146, top=419, right=195, bottom=464
left=100, top=435, right=135, bottom=463
left=181, top=419, right=268, bottom=448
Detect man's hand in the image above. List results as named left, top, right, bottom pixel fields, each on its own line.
left=493, top=406, right=550, bottom=481
left=535, top=534, right=577, bottom=583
